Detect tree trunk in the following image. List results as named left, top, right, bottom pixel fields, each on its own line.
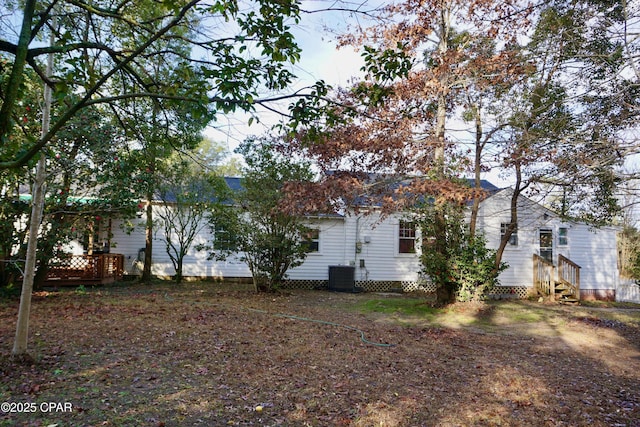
left=434, top=87, right=447, bottom=170
left=435, top=282, right=456, bottom=306
left=141, top=199, right=153, bottom=282
left=433, top=206, right=453, bottom=305
left=13, top=155, right=46, bottom=358
left=13, top=26, right=53, bottom=358
left=469, top=102, right=483, bottom=239
left=432, top=6, right=451, bottom=306
left=495, top=160, right=524, bottom=271
left=253, top=275, right=269, bottom=293
left=33, top=263, right=49, bottom=291
left=175, top=268, right=182, bottom=284
left=141, top=106, right=160, bottom=284
left=174, top=254, right=183, bottom=284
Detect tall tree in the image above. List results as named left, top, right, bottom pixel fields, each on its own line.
left=492, top=0, right=629, bottom=265
left=1, top=0, right=310, bottom=358
left=285, top=0, right=533, bottom=304
left=115, top=94, right=207, bottom=282
left=12, top=20, right=54, bottom=358
left=155, top=155, right=227, bottom=284
left=154, top=138, right=238, bottom=284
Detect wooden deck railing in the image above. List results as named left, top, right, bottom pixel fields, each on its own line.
left=533, top=253, right=581, bottom=301
left=557, top=254, right=580, bottom=300
left=46, top=254, right=124, bottom=285
left=533, top=254, right=555, bottom=297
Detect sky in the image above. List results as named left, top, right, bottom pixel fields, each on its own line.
left=203, top=4, right=367, bottom=153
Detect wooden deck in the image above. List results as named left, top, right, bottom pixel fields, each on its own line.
left=45, top=254, right=124, bottom=286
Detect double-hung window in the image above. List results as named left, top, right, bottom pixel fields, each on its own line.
left=303, top=229, right=320, bottom=253
left=399, top=221, right=416, bottom=254
left=501, top=222, right=518, bottom=246
left=558, top=227, right=568, bottom=246
left=213, top=222, right=237, bottom=251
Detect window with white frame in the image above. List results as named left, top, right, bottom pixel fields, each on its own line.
left=213, top=221, right=238, bottom=251
left=303, top=228, right=320, bottom=253
left=558, top=227, right=568, bottom=246
left=501, top=222, right=518, bottom=246
left=399, top=221, right=416, bottom=254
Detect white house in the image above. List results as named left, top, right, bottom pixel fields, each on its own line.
left=476, top=188, right=620, bottom=301
left=109, top=207, right=422, bottom=292
left=106, top=178, right=627, bottom=301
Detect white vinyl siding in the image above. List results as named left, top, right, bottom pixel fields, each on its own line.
left=287, top=219, right=347, bottom=280
left=474, top=188, right=620, bottom=292
left=109, top=187, right=620, bottom=292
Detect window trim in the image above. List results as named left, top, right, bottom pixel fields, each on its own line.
left=501, top=222, right=518, bottom=246
left=539, top=228, right=554, bottom=263
left=398, top=220, right=417, bottom=255
left=558, top=227, right=568, bottom=246
left=212, top=222, right=237, bottom=252
left=303, top=228, right=321, bottom=254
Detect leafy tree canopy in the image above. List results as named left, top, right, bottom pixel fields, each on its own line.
left=0, top=0, right=307, bottom=169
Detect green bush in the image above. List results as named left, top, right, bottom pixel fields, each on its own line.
left=417, top=203, right=506, bottom=303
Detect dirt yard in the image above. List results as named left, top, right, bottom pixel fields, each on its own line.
left=1, top=282, right=639, bottom=426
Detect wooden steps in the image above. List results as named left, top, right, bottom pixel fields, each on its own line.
left=555, top=281, right=579, bottom=304
left=533, top=254, right=581, bottom=304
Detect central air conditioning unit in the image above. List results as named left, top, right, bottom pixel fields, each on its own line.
left=328, top=265, right=361, bottom=292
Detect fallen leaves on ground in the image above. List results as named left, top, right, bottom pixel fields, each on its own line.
left=0, top=282, right=639, bottom=426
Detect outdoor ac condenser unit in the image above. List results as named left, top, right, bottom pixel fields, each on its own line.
left=328, top=265, right=360, bottom=292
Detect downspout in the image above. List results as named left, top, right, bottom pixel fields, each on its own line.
left=354, top=215, right=360, bottom=271
left=354, top=214, right=368, bottom=282
left=342, top=215, right=347, bottom=265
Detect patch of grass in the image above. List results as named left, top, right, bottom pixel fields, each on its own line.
left=489, top=301, right=548, bottom=323
left=570, top=305, right=640, bottom=326
left=357, top=298, right=438, bottom=318
left=355, top=299, right=580, bottom=333
left=580, top=300, right=640, bottom=309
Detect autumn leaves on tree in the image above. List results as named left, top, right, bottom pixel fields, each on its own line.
left=283, top=0, right=633, bottom=303
left=284, top=0, right=533, bottom=303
